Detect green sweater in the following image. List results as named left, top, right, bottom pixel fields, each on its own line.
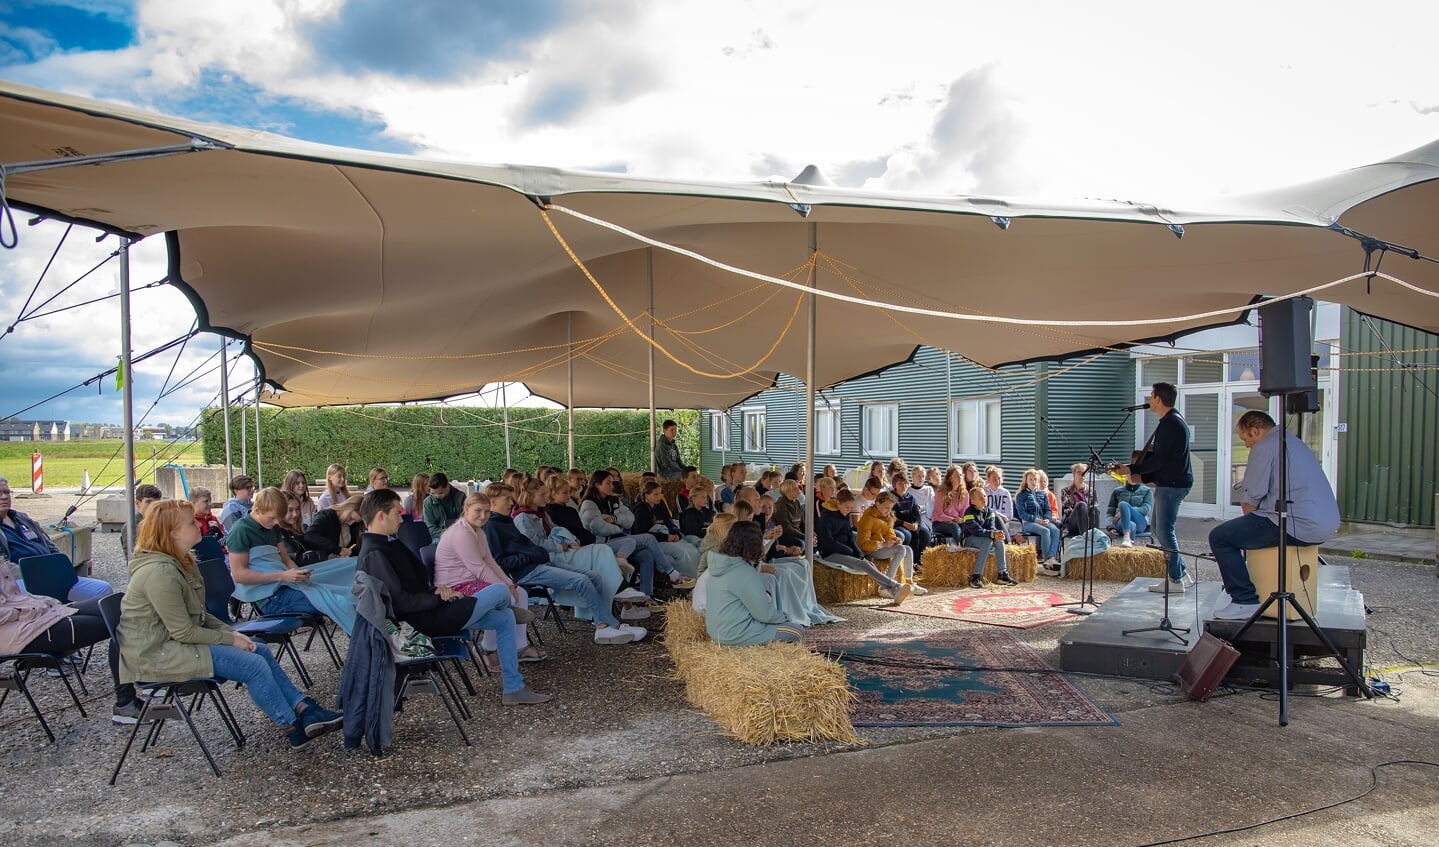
left=423, top=488, right=467, bottom=541
left=118, top=550, right=233, bottom=684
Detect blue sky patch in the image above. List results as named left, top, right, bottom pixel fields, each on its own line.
left=0, top=1, right=134, bottom=63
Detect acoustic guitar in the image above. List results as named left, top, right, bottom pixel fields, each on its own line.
left=1106, top=449, right=1153, bottom=486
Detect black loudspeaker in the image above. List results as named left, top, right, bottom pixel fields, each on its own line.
left=1259, top=297, right=1315, bottom=396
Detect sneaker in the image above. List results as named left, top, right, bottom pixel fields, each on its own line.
left=298, top=698, right=344, bottom=738
left=1039, top=565, right=1061, bottom=577
left=614, top=587, right=648, bottom=603
left=1120, top=534, right=1133, bottom=547
left=669, top=574, right=697, bottom=590
left=594, top=626, right=634, bottom=645
left=501, top=686, right=553, bottom=706
left=910, top=583, right=929, bottom=596
left=969, top=575, right=985, bottom=589
left=996, top=572, right=1019, bottom=586
left=288, top=723, right=317, bottom=750
left=620, top=605, right=652, bottom=621
left=1213, top=601, right=1262, bottom=621
left=888, top=583, right=913, bottom=605
left=619, top=624, right=648, bottom=642
left=1148, top=578, right=1188, bottom=593
left=111, top=699, right=146, bottom=725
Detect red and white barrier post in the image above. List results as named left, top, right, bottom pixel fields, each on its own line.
left=31, top=451, right=43, bottom=494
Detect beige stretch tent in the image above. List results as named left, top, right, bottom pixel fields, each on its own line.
left=3, top=79, right=1439, bottom=413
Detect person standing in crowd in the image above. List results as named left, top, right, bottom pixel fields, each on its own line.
left=1115, top=382, right=1194, bottom=593
left=655, top=419, right=684, bottom=481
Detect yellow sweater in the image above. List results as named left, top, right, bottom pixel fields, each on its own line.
left=855, top=506, right=899, bottom=555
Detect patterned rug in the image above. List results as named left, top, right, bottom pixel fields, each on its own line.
left=876, top=589, right=1076, bottom=629
left=808, top=628, right=1117, bottom=728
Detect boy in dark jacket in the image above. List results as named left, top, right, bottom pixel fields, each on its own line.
left=356, top=488, right=550, bottom=705
left=815, top=490, right=911, bottom=604
left=960, top=485, right=1019, bottom=588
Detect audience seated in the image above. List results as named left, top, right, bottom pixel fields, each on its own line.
left=2, top=477, right=114, bottom=602
left=704, top=522, right=805, bottom=647
left=633, top=481, right=701, bottom=577
left=680, top=486, right=716, bottom=540
left=1060, top=463, right=1095, bottom=537
left=190, top=487, right=226, bottom=540
left=890, top=472, right=931, bottom=567
left=365, top=467, right=391, bottom=493
left=983, top=465, right=1014, bottom=528
left=930, top=464, right=968, bottom=544
left=229, top=487, right=323, bottom=618
left=960, top=485, right=1019, bottom=588
left=305, top=494, right=365, bottom=559
left=1107, top=478, right=1153, bottom=547
left=815, top=489, right=910, bottom=603
left=282, top=469, right=317, bottom=529
left=1016, top=469, right=1061, bottom=566
left=422, top=472, right=466, bottom=541
left=578, top=471, right=685, bottom=596
left=315, top=463, right=351, bottom=511
left=218, top=475, right=255, bottom=532
left=856, top=491, right=922, bottom=594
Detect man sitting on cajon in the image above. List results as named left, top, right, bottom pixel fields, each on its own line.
left=1208, top=411, right=1339, bottom=620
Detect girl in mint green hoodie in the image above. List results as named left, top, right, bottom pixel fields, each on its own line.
left=703, top=521, right=804, bottom=647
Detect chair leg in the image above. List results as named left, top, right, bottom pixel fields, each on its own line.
left=428, top=668, right=473, bottom=745
left=313, top=620, right=344, bottom=669
left=172, top=694, right=224, bottom=778
left=273, top=637, right=312, bottom=689
left=435, top=662, right=473, bottom=720
left=205, top=686, right=246, bottom=748
left=50, top=661, right=88, bottom=717
left=110, top=691, right=158, bottom=784
left=3, top=668, right=56, bottom=743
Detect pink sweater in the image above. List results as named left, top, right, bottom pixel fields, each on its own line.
left=434, top=520, right=510, bottom=590
left=932, top=489, right=970, bottom=523
left=0, top=567, right=76, bottom=654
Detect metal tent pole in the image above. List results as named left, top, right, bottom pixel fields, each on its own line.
left=501, top=382, right=512, bottom=470
left=219, top=337, right=232, bottom=477
left=567, top=312, right=576, bottom=469
left=804, top=224, right=818, bottom=568
left=647, top=248, right=656, bottom=472
left=240, top=381, right=247, bottom=475
left=119, top=239, right=136, bottom=547
left=253, top=378, right=263, bottom=487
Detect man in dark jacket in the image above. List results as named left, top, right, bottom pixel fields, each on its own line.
left=355, top=488, right=550, bottom=705
left=1116, top=381, right=1194, bottom=593
left=654, top=419, right=684, bottom=480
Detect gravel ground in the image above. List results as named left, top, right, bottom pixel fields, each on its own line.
left=2, top=497, right=1435, bottom=847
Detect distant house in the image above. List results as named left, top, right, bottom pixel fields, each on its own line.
left=699, top=304, right=1436, bottom=528
left=0, top=419, right=70, bottom=442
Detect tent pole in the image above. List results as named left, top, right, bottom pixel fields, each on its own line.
left=647, top=247, right=656, bottom=473
left=946, top=351, right=953, bottom=464
left=219, top=337, right=232, bottom=478
left=567, top=313, right=576, bottom=469
left=240, top=381, right=247, bottom=475
left=119, top=239, right=137, bottom=548
left=804, top=223, right=817, bottom=569
left=502, top=382, right=512, bottom=470
left=253, top=377, right=263, bottom=487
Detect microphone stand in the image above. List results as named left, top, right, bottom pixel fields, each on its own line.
left=1121, top=540, right=1196, bottom=645
left=1052, top=408, right=1133, bottom=616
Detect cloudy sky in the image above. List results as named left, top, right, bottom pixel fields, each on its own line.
left=2, top=0, right=1437, bottom=425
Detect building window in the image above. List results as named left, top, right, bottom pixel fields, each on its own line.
left=742, top=408, right=766, bottom=453
left=862, top=403, right=899, bottom=456
left=710, top=412, right=730, bottom=450
left=815, top=402, right=841, bottom=455
left=953, top=398, right=1001, bottom=460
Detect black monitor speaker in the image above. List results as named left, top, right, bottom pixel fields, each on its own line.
left=1259, top=297, right=1315, bottom=396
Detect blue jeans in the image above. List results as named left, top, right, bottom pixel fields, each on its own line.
left=1152, top=486, right=1191, bottom=581
left=961, top=536, right=1008, bottom=576
left=519, top=563, right=619, bottom=628
left=462, top=583, right=524, bottom=694
left=1023, top=521, right=1060, bottom=559
left=1208, top=513, right=1303, bottom=605
left=1113, top=502, right=1150, bottom=537
left=930, top=521, right=961, bottom=543
left=209, top=641, right=305, bottom=727
left=258, top=585, right=321, bottom=617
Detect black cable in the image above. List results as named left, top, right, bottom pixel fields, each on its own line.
left=21, top=278, right=167, bottom=322
left=1133, top=760, right=1439, bottom=847
left=2, top=331, right=198, bottom=419
left=0, top=249, right=120, bottom=339
left=7, top=223, right=70, bottom=332
left=1359, top=314, right=1439, bottom=401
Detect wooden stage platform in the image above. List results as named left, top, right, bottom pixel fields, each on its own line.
left=1058, top=565, right=1366, bottom=691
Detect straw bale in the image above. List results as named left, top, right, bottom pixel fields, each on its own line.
left=663, top=599, right=710, bottom=663
left=919, top=544, right=1038, bottom=586
left=673, top=641, right=860, bottom=745
left=812, top=563, right=880, bottom=604
left=1067, top=545, right=1166, bottom=580
left=618, top=472, right=683, bottom=510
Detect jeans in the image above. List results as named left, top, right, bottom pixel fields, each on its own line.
left=209, top=641, right=305, bottom=727
left=930, top=521, right=961, bottom=544
left=1152, top=486, right=1191, bottom=581
left=258, top=585, right=321, bottom=617
left=1023, top=521, right=1061, bottom=559
left=477, top=585, right=529, bottom=654
left=815, top=553, right=901, bottom=591
left=520, top=563, right=620, bottom=628
left=21, top=576, right=113, bottom=602
left=1113, top=502, right=1149, bottom=537
left=549, top=544, right=622, bottom=622
left=962, top=536, right=1009, bottom=576
left=1208, top=513, right=1304, bottom=605
left=462, top=583, right=524, bottom=694
left=903, top=526, right=931, bottom=565
left=866, top=544, right=914, bottom=582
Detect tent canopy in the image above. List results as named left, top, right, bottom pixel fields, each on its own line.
left=3, top=80, right=1438, bottom=409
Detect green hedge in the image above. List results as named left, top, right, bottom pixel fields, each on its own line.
left=200, top=406, right=698, bottom=483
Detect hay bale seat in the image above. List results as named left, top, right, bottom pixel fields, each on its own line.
left=812, top=562, right=882, bottom=604
left=918, top=544, right=1039, bottom=587
left=663, top=600, right=860, bottom=745
left=1066, top=545, right=1166, bottom=580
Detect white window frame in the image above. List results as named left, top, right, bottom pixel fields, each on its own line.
left=861, top=403, right=899, bottom=457
left=952, top=398, right=1001, bottom=461
left=710, top=411, right=731, bottom=450
left=742, top=407, right=766, bottom=453
left=814, top=402, right=842, bottom=455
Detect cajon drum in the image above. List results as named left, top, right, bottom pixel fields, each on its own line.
left=1245, top=545, right=1321, bottom=620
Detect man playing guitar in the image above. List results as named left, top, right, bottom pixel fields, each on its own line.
left=1111, top=382, right=1193, bottom=593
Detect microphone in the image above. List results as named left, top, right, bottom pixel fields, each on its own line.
left=1120, top=403, right=1148, bottom=412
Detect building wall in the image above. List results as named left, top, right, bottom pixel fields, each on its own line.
left=1339, top=311, right=1438, bottom=526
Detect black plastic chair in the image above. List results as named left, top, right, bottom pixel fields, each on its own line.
left=195, top=557, right=313, bottom=688
left=98, top=593, right=245, bottom=782
left=192, top=536, right=225, bottom=564
left=0, top=651, right=89, bottom=742
left=397, top=520, right=434, bottom=559
left=17, top=553, right=94, bottom=689
left=394, top=649, right=473, bottom=746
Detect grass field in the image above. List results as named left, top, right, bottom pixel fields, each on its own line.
left=0, top=439, right=206, bottom=489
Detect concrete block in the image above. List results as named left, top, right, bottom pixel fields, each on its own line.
left=155, top=465, right=233, bottom=500
left=95, top=495, right=129, bottom=531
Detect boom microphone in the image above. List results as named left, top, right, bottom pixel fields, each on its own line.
left=1120, top=403, right=1148, bottom=412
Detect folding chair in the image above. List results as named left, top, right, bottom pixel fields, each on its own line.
left=394, top=652, right=473, bottom=746
left=0, top=651, right=89, bottom=742
left=17, top=553, right=94, bottom=689
left=195, top=557, right=313, bottom=688
left=193, top=536, right=225, bottom=564
left=397, top=520, right=434, bottom=559
left=519, top=583, right=569, bottom=635
left=99, top=593, right=245, bottom=782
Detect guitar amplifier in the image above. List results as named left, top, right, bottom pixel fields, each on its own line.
left=1176, top=632, right=1240, bottom=702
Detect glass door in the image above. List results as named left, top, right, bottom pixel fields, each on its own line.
left=1180, top=390, right=1222, bottom=518
left=1226, top=389, right=1273, bottom=516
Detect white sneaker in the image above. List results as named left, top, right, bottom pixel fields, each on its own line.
left=889, top=583, right=913, bottom=605
left=614, top=587, right=647, bottom=603
left=1148, top=578, right=1188, bottom=593
left=910, top=583, right=929, bottom=596
left=594, top=626, right=634, bottom=645
left=1120, top=534, right=1133, bottom=547
left=620, top=605, right=652, bottom=621
left=619, top=624, right=648, bottom=642
left=1213, top=601, right=1261, bottom=621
